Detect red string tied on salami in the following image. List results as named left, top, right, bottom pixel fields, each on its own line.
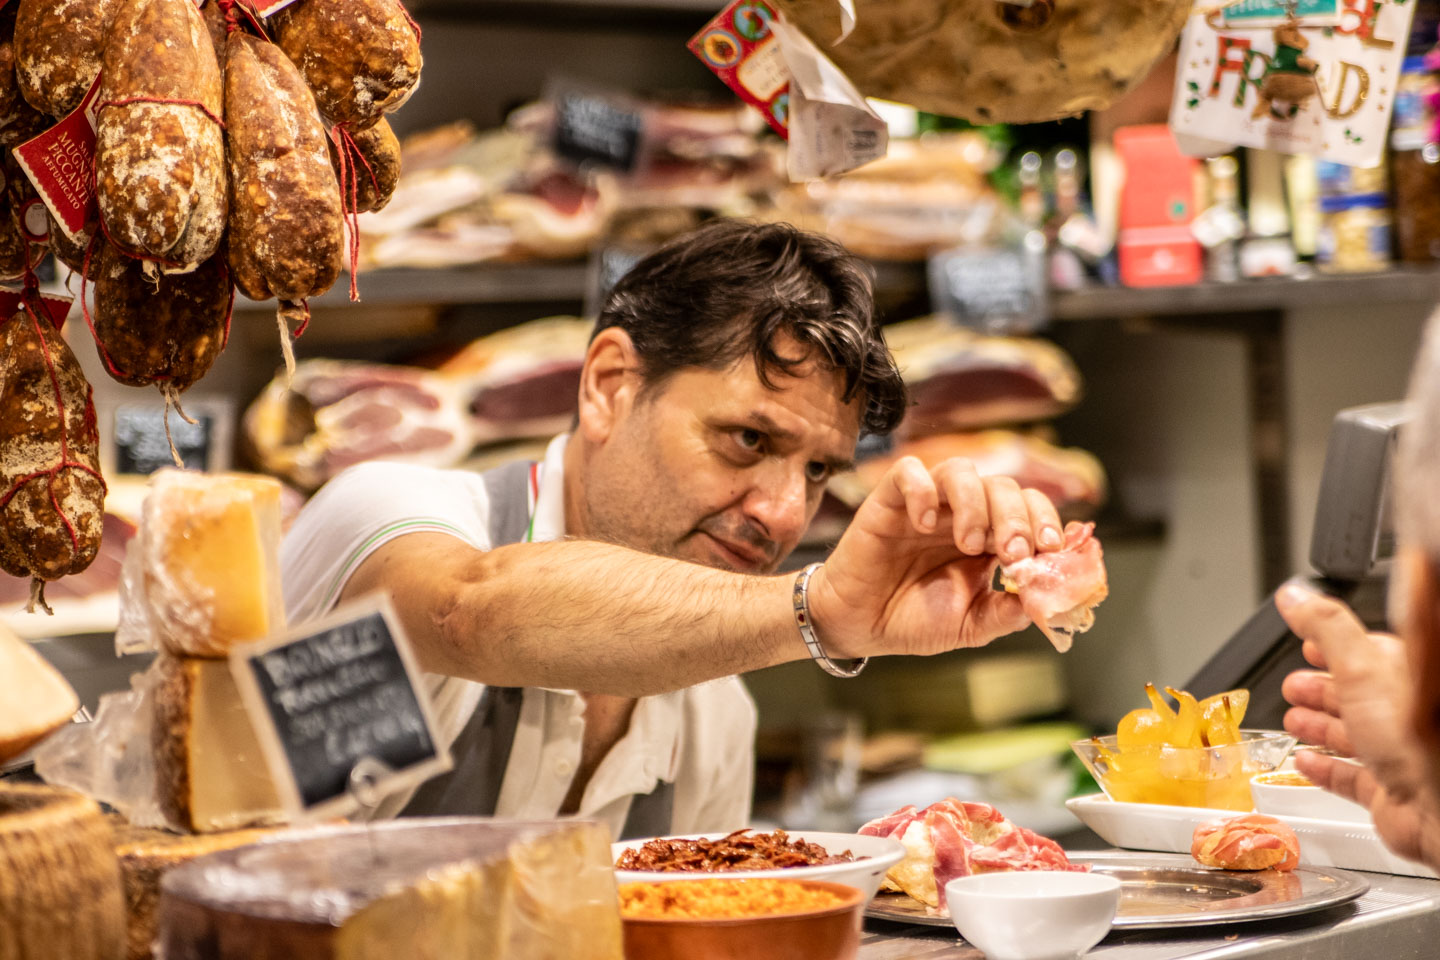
left=330, top=122, right=378, bottom=303
left=0, top=258, right=107, bottom=613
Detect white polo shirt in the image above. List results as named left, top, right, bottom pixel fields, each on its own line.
left=280, top=434, right=758, bottom=835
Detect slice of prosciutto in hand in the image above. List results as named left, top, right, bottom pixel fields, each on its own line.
left=998, top=521, right=1109, bottom=653
left=859, top=799, right=1087, bottom=914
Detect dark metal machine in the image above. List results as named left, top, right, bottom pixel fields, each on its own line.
left=1186, top=401, right=1409, bottom=729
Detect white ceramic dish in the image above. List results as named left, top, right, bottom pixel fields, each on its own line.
left=611, top=831, right=905, bottom=902
left=1066, top=793, right=1437, bottom=879
left=946, top=871, right=1121, bottom=960
left=1251, top=772, right=1370, bottom=823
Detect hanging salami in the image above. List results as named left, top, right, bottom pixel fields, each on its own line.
left=0, top=299, right=106, bottom=614
left=94, top=0, right=226, bottom=274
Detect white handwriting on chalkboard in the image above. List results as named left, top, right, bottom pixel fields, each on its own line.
left=259, top=622, right=387, bottom=688
left=273, top=658, right=391, bottom=716
left=560, top=95, right=636, bottom=161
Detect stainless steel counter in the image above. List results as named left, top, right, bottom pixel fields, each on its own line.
left=860, top=868, right=1440, bottom=960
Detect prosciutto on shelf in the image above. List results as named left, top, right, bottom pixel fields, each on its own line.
left=883, top=316, right=1083, bottom=435
left=859, top=799, right=1087, bottom=913
left=832, top=430, right=1106, bottom=519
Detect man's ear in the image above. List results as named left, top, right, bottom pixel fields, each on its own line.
left=576, top=327, right=642, bottom=445
left=1402, top=548, right=1440, bottom=752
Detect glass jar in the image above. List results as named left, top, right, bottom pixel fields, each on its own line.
left=1391, top=56, right=1440, bottom=262
left=1317, top=194, right=1392, bottom=273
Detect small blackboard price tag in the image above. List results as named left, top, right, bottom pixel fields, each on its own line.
left=229, top=596, right=451, bottom=821
left=552, top=86, right=643, bottom=172
left=112, top=399, right=233, bottom=475
left=583, top=244, right=647, bottom=317
left=927, top=236, right=1049, bottom=336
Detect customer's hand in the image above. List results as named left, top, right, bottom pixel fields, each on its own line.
left=1278, top=583, right=1440, bottom=871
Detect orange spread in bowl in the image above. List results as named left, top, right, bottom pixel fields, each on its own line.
left=619, top=879, right=847, bottom=919
left=1255, top=773, right=1315, bottom=787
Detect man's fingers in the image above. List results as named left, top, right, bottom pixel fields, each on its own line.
left=933, top=458, right=989, bottom=555
left=1281, top=669, right=1339, bottom=717
left=887, top=456, right=941, bottom=534
left=1301, top=638, right=1328, bottom=671
left=981, top=475, right=1033, bottom=564
left=1283, top=705, right=1356, bottom=756
left=1275, top=583, right=1370, bottom=675
left=1022, top=488, right=1064, bottom=552
left=961, top=589, right=1030, bottom=648
left=1295, top=751, right=1376, bottom=807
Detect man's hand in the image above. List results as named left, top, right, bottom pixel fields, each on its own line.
left=1278, top=584, right=1440, bottom=870
left=808, top=456, right=1065, bottom=658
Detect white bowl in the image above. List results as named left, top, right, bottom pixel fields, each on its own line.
left=945, top=871, right=1121, bottom=960
left=1251, top=772, right=1371, bottom=824
left=611, top=830, right=904, bottom=902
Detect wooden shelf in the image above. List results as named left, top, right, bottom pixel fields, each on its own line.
left=256, top=262, right=1440, bottom=318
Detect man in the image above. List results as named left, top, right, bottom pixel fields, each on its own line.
left=1280, top=306, right=1440, bottom=872
left=282, top=219, right=1071, bottom=839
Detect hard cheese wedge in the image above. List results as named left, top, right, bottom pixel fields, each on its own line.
left=152, top=655, right=285, bottom=834
left=139, top=470, right=285, bottom=658
left=0, top=625, right=79, bottom=764
left=157, top=819, right=624, bottom=960
left=112, top=822, right=282, bottom=960
left=0, top=785, right=126, bottom=960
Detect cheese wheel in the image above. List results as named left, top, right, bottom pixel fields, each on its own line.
left=112, top=823, right=281, bottom=960
left=0, top=785, right=125, bottom=960
left=0, top=627, right=79, bottom=763
left=157, top=819, right=625, bottom=959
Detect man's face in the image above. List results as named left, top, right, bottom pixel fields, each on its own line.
left=577, top=338, right=862, bottom=574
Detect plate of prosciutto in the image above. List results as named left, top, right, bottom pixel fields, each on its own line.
left=859, top=799, right=1369, bottom=929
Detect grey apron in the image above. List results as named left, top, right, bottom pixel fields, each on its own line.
left=400, top=460, right=675, bottom=839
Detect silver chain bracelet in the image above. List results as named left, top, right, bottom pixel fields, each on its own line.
left=792, top=562, right=868, bottom=678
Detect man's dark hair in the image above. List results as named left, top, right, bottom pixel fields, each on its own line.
left=595, top=219, right=907, bottom=436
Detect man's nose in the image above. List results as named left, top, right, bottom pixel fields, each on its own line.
left=744, top=463, right=810, bottom=546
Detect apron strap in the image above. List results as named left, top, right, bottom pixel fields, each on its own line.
left=399, top=458, right=674, bottom=835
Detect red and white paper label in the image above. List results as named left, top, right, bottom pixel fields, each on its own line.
left=0, top=286, right=74, bottom=327
left=689, top=0, right=791, bottom=139
left=14, top=74, right=103, bottom=243
left=251, top=0, right=300, bottom=16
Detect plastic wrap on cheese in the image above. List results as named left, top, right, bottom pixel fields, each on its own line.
left=158, top=818, right=625, bottom=959
left=116, top=470, right=285, bottom=658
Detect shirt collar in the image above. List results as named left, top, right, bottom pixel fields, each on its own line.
left=529, top=433, right=569, bottom=543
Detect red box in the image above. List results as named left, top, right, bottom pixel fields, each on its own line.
left=1115, top=124, right=1204, bottom=288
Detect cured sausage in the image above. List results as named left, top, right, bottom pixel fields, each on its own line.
left=14, top=0, right=124, bottom=117
left=224, top=31, right=342, bottom=302
left=0, top=102, right=50, bottom=280
left=331, top=116, right=400, bottom=213
left=95, top=0, right=226, bottom=274
left=270, top=0, right=422, bottom=130
left=0, top=300, right=105, bottom=613
left=89, top=241, right=230, bottom=395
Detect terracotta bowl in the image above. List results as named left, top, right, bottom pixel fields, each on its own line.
left=621, top=879, right=865, bottom=960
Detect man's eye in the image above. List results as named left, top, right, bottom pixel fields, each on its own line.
left=805, top=461, right=830, bottom=483
left=736, top=429, right=764, bottom=452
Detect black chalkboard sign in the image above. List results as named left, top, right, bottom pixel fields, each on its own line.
left=553, top=89, right=643, bottom=172
left=583, top=244, right=647, bottom=317
left=231, top=598, right=451, bottom=819
left=927, top=238, right=1049, bottom=336
left=113, top=406, right=214, bottom=474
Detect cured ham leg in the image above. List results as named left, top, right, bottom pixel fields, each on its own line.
left=999, top=521, right=1108, bottom=653
left=859, top=799, right=1087, bottom=913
